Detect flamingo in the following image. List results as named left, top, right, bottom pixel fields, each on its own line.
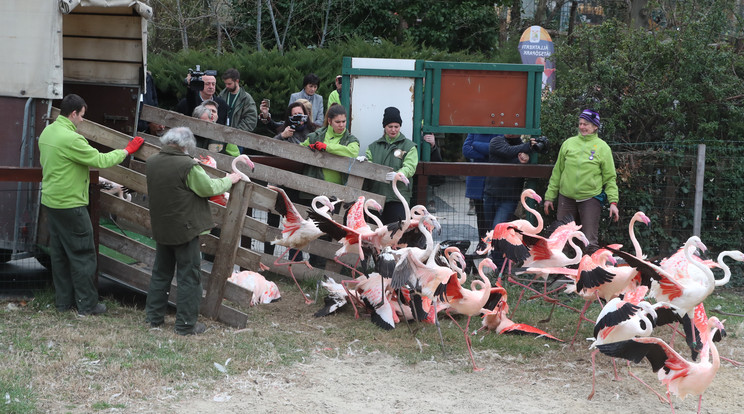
left=490, top=189, right=544, bottom=265
left=227, top=270, right=281, bottom=306
left=628, top=211, right=651, bottom=258
left=479, top=280, right=563, bottom=341
left=607, top=236, right=718, bottom=353
left=355, top=273, right=397, bottom=330
left=587, top=285, right=672, bottom=402
left=596, top=304, right=725, bottom=414
left=195, top=155, right=229, bottom=205
left=268, top=185, right=331, bottom=304
left=309, top=196, right=368, bottom=278
left=314, top=275, right=352, bottom=317
left=231, top=154, right=255, bottom=181
left=442, top=258, right=497, bottom=371
left=365, top=172, right=412, bottom=251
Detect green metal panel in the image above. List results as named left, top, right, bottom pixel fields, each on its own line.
left=413, top=60, right=427, bottom=161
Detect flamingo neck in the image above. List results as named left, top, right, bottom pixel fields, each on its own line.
left=364, top=200, right=384, bottom=228
left=629, top=215, right=643, bottom=258
left=521, top=193, right=543, bottom=234
left=714, top=251, right=735, bottom=286
left=684, top=242, right=714, bottom=289
left=392, top=174, right=411, bottom=229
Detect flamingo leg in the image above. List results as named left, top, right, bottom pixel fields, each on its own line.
left=588, top=349, right=598, bottom=400
left=721, top=356, right=743, bottom=366
left=612, top=358, right=620, bottom=381
left=538, top=302, right=557, bottom=324
left=626, top=362, right=668, bottom=404
left=273, top=248, right=313, bottom=269
left=510, top=274, right=540, bottom=316
left=287, top=264, right=314, bottom=305
left=697, top=394, right=703, bottom=414
left=569, top=300, right=593, bottom=347
left=446, top=310, right=483, bottom=372
left=508, top=276, right=588, bottom=317
left=432, top=299, right=447, bottom=356
left=334, top=252, right=365, bottom=279
left=341, top=279, right=361, bottom=319
left=668, top=389, right=676, bottom=414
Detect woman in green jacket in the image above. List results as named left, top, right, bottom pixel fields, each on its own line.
left=544, top=109, right=619, bottom=253
left=300, top=104, right=360, bottom=185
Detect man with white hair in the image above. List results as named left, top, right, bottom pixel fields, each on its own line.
left=145, top=127, right=241, bottom=335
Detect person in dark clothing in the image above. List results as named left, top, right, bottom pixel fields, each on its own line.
left=483, top=134, right=535, bottom=267
left=174, top=72, right=229, bottom=126
left=145, top=127, right=240, bottom=335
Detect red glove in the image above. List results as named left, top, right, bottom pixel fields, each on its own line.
left=309, top=141, right=327, bottom=151
left=124, top=136, right=144, bottom=155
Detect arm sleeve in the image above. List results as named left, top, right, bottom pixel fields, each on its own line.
left=365, top=147, right=372, bottom=161
left=429, top=144, right=442, bottom=162
left=602, top=145, right=619, bottom=203
left=69, top=137, right=128, bottom=169
left=186, top=164, right=233, bottom=197
left=398, top=147, right=419, bottom=179
left=238, top=95, right=258, bottom=132
left=544, top=143, right=566, bottom=202
left=326, top=140, right=360, bottom=158
left=314, top=95, right=325, bottom=126
left=489, top=136, right=531, bottom=160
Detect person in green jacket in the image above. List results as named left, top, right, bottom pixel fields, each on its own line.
left=39, top=94, right=144, bottom=315
left=544, top=109, right=619, bottom=252
left=364, top=106, right=418, bottom=225
left=145, top=127, right=241, bottom=335
left=326, top=75, right=342, bottom=110
left=300, top=103, right=360, bottom=186
left=218, top=68, right=258, bottom=156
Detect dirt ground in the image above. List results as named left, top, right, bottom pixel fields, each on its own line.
left=162, top=345, right=744, bottom=414
left=155, top=318, right=744, bottom=414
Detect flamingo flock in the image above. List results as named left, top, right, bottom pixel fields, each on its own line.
left=214, top=155, right=741, bottom=412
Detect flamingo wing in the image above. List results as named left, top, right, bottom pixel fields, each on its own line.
left=493, top=223, right=530, bottom=262
left=593, top=301, right=641, bottom=339
left=576, top=255, right=615, bottom=292
left=500, top=323, right=563, bottom=342
left=596, top=337, right=688, bottom=375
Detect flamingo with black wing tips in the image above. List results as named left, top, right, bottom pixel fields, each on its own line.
left=355, top=272, right=397, bottom=330
left=596, top=304, right=725, bottom=414
left=308, top=195, right=368, bottom=278
left=490, top=189, right=544, bottom=267
left=268, top=185, right=332, bottom=304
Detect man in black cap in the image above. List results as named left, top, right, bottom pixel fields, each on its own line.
left=363, top=106, right=418, bottom=224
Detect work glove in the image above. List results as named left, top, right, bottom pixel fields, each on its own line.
left=355, top=156, right=367, bottom=162
left=124, top=136, right=144, bottom=155
left=309, top=142, right=327, bottom=152
left=385, top=171, right=398, bottom=181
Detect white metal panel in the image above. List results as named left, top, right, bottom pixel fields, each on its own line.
left=349, top=58, right=417, bottom=154
left=0, top=0, right=63, bottom=99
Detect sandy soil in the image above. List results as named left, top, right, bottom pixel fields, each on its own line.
left=163, top=332, right=744, bottom=414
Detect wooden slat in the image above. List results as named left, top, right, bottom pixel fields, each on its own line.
left=140, top=105, right=392, bottom=182
left=63, top=14, right=142, bottom=38
left=63, top=37, right=142, bottom=63
left=70, top=6, right=136, bottom=15
left=100, top=165, right=147, bottom=195
left=203, top=181, right=253, bottom=318
left=51, top=107, right=158, bottom=161
left=99, top=192, right=152, bottom=230
left=63, top=60, right=140, bottom=86
left=99, top=226, right=155, bottom=267
left=192, top=146, right=385, bottom=207
left=98, top=255, right=248, bottom=328
left=199, top=234, right=261, bottom=271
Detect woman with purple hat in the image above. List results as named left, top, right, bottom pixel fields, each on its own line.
left=543, top=109, right=619, bottom=253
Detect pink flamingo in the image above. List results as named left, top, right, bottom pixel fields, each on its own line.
left=227, top=270, right=281, bottom=306
left=443, top=258, right=497, bottom=371
left=490, top=189, right=544, bottom=266
left=231, top=154, right=255, bottom=182
left=596, top=304, right=725, bottom=414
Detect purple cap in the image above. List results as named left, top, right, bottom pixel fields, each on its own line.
left=579, top=109, right=600, bottom=127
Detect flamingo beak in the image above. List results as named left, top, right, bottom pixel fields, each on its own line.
left=532, top=193, right=543, bottom=203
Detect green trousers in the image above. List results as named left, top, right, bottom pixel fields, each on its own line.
left=146, top=238, right=203, bottom=334
left=44, top=205, right=99, bottom=313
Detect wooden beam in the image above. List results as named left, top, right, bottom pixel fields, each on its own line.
left=99, top=226, right=155, bottom=267
left=199, top=234, right=261, bottom=271
left=63, top=14, right=142, bottom=38
left=202, top=180, right=253, bottom=319
left=99, top=164, right=147, bottom=195
left=63, top=37, right=143, bottom=63
left=140, top=105, right=392, bottom=182
left=99, top=192, right=152, bottom=230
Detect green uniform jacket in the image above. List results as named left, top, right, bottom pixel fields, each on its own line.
left=301, top=127, right=360, bottom=185
left=218, top=87, right=258, bottom=132
left=364, top=133, right=418, bottom=203
left=146, top=146, right=232, bottom=245
left=39, top=115, right=128, bottom=209
left=545, top=132, right=619, bottom=204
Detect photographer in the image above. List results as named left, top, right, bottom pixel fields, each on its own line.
left=483, top=134, right=539, bottom=267
left=175, top=67, right=229, bottom=126
left=273, top=101, right=316, bottom=144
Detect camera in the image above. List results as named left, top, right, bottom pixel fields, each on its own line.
left=531, top=136, right=549, bottom=154
left=188, top=65, right=217, bottom=92
left=289, top=113, right=308, bottom=126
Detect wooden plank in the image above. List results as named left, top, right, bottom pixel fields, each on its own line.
left=199, top=234, right=261, bottom=271
left=63, top=14, right=142, bottom=38
left=100, top=192, right=152, bottom=230
left=63, top=37, right=142, bottom=63
left=256, top=252, right=352, bottom=283
left=99, top=165, right=147, bottom=195
left=63, top=60, right=140, bottom=86
left=140, top=105, right=392, bottom=182
left=99, top=226, right=155, bottom=267
left=98, top=255, right=248, bottom=328
left=202, top=181, right=253, bottom=318
left=51, top=107, right=158, bottom=161
left=70, top=6, right=136, bottom=15
left=192, top=146, right=385, bottom=207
